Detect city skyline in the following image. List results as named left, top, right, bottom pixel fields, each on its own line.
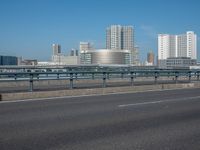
left=0, top=0, right=200, bottom=61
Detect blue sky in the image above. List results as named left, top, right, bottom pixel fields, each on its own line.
left=0, top=0, right=200, bottom=61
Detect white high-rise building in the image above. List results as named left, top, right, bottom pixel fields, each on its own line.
left=158, top=31, right=197, bottom=60
left=158, top=34, right=169, bottom=60
left=106, top=25, right=136, bottom=64
left=106, top=25, right=134, bottom=50
left=121, top=26, right=134, bottom=50
left=158, top=34, right=176, bottom=59
left=52, top=44, right=61, bottom=55
left=177, top=34, right=187, bottom=57
left=106, top=25, right=122, bottom=50
left=187, top=31, right=197, bottom=59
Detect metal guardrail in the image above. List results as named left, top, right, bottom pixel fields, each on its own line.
left=0, top=67, right=200, bottom=92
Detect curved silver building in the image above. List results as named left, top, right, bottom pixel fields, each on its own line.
left=80, top=49, right=131, bottom=65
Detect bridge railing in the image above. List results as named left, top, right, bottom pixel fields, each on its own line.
left=0, top=69, right=199, bottom=92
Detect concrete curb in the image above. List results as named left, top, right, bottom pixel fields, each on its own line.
left=1, top=82, right=200, bottom=101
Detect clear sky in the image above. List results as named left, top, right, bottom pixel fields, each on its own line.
left=0, top=0, right=200, bottom=61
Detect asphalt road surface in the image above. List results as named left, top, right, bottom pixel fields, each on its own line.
left=1, top=88, right=200, bottom=150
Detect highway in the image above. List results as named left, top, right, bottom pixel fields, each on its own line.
left=1, top=88, right=200, bottom=150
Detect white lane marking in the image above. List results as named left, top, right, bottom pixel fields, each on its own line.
left=118, top=96, right=200, bottom=108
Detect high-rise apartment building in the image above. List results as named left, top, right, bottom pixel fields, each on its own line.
left=80, top=42, right=93, bottom=51
left=106, top=25, right=122, bottom=49
left=158, top=31, right=197, bottom=68
left=158, top=31, right=197, bottom=60
left=106, top=25, right=136, bottom=64
left=177, top=34, right=187, bottom=57
left=158, top=34, right=176, bottom=59
left=52, top=44, right=61, bottom=55
left=187, top=31, right=197, bottom=59
left=176, top=32, right=196, bottom=58
left=121, top=26, right=134, bottom=50
left=106, top=25, right=134, bottom=50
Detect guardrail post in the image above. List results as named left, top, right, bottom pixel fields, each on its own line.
left=145, top=73, right=148, bottom=78
left=188, top=72, right=191, bottom=82
left=197, top=73, right=200, bottom=81
left=29, top=74, right=33, bottom=92
left=130, top=72, right=134, bottom=86
left=92, top=73, right=95, bottom=80
left=154, top=72, right=158, bottom=84
left=107, top=73, right=110, bottom=79
left=69, top=73, right=73, bottom=89
left=121, top=73, right=124, bottom=79
left=14, top=74, right=17, bottom=80
left=75, top=73, right=78, bottom=80
left=102, top=72, right=106, bottom=88
left=175, top=72, right=178, bottom=84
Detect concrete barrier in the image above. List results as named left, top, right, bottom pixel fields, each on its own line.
left=1, top=82, right=200, bottom=101
left=0, top=76, right=184, bottom=88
